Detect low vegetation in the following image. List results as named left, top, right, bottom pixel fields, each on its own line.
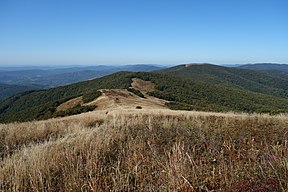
left=54, top=104, right=97, bottom=117
left=82, top=90, right=102, bottom=103
left=127, top=87, right=145, bottom=98
left=1, top=110, right=287, bottom=191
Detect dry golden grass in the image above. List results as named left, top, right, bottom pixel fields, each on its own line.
left=0, top=109, right=288, bottom=191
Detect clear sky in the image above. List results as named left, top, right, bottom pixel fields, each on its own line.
left=0, top=0, right=287, bottom=66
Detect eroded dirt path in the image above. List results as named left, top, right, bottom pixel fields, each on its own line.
left=89, top=78, right=168, bottom=110
left=56, top=78, right=169, bottom=112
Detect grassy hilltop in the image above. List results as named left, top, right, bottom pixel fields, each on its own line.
left=1, top=109, right=288, bottom=191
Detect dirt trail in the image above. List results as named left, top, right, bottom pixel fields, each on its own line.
left=56, top=78, right=169, bottom=112
left=88, top=78, right=168, bottom=110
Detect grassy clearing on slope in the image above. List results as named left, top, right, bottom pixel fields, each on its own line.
left=0, top=110, right=288, bottom=191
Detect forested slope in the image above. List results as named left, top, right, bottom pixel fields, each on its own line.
left=1, top=70, right=288, bottom=123
left=0, top=83, right=42, bottom=101
left=156, top=64, right=288, bottom=99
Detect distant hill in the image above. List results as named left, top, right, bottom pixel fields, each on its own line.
left=0, top=83, right=42, bottom=101
left=0, top=64, right=163, bottom=99
left=0, top=64, right=164, bottom=88
left=156, top=64, right=288, bottom=99
left=1, top=70, right=288, bottom=123
left=239, top=63, right=288, bottom=72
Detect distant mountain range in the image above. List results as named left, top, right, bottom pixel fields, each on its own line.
left=0, top=64, right=163, bottom=101
left=239, top=63, right=288, bottom=72
left=1, top=63, right=288, bottom=123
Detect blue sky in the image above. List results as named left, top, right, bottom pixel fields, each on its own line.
left=0, top=0, right=287, bottom=66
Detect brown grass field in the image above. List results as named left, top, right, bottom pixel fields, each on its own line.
left=0, top=109, right=288, bottom=191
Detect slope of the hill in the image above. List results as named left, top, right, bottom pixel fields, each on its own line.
left=0, top=83, right=42, bottom=101
left=0, top=72, right=133, bottom=123
left=1, top=71, right=288, bottom=123
left=156, top=64, right=288, bottom=99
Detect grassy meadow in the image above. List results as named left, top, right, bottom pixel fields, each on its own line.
left=0, top=109, right=288, bottom=191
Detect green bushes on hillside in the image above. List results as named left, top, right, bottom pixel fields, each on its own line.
left=166, top=102, right=194, bottom=111
left=127, top=88, right=145, bottom=98
left=82, top=91, right=102, bottom=103
left=54, top=105, right=97, bottom=117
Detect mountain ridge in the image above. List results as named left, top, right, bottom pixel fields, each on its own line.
left=0, top=64, right=163, bottom=88
left=1, top=65, right=288, bottom=123
left=239, top=63, right=288, bottom=72
left=156, top=64, right=288, bottom=99
left=0, top=64, right=164, bottom=99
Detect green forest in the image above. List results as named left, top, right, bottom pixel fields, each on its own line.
left=1, top=65, right=288, bottom=123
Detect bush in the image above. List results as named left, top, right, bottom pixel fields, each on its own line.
left=54, top=104, right=97, bottom=117
left=127, top=88, right=145, bottom=98
left=166, top=102, right=194, bottom=110
left=82, top=91, right=102, bottom=103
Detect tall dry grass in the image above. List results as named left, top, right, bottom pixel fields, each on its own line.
left=0, top=109, right=288, bottom=191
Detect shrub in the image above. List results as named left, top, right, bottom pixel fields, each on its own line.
left=82, top=91, right=102, bottom=103
left=166, top=101, right=194, bottom=110
left=127, top=88, right=145, bottom=98
left=54, top=104, right=97, bottom=117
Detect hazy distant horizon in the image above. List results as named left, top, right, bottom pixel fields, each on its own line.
left=0, top=63, right=171, bottom=68
left=1, top=63, right=288, bottom=69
